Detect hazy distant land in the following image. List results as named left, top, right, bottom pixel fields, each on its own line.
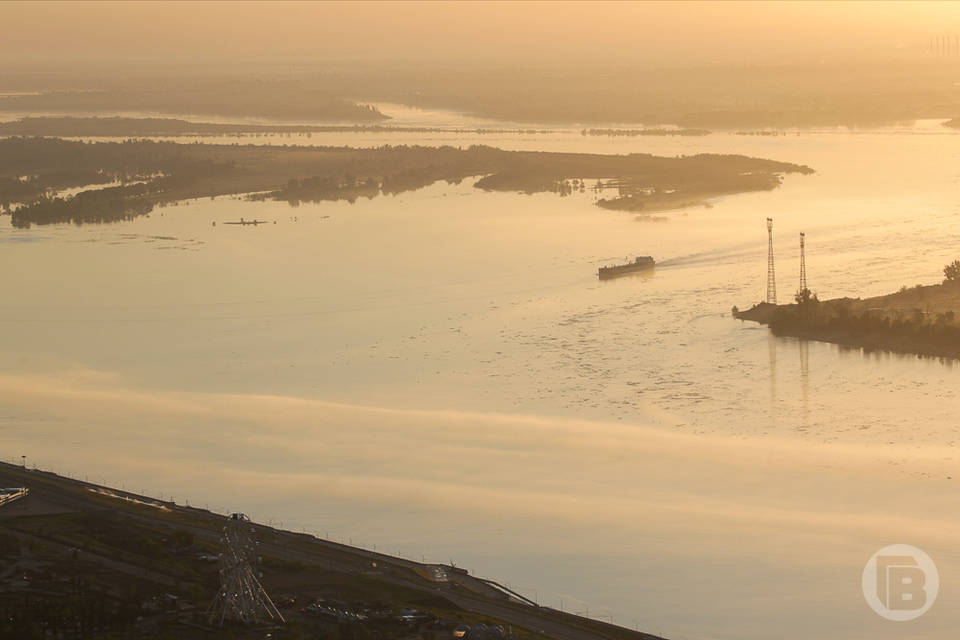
left=0, top=137, right=812, bottom=227
left=360, top=62, right=960, bottom=128
left=4, top=60, right=960, bottom=128
left=581, top=128, right=710, bottom=137
left=735, top=278, right=960, bottom=360
left=0, top=116, right=557, bottom=137
left=0, top=90, right=388, bottom=123
left=0, top=117, right=713, bottom=138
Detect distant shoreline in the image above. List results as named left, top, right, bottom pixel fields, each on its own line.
left=0, top=116, right=717, bottom=138
left=0, top=115, right=555, bottom=137
left=0, top=91, right=390, bottom=123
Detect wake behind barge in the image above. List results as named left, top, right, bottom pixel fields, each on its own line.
left=598, top=255, right=655, bottom=280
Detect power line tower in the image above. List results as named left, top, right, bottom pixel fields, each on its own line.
left=208, top=513, right=285, bottom=627
left=799, top=232, right=807, bottom=295
left=766, top=218, right=777, bottom=304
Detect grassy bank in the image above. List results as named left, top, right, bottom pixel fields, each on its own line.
left=0, top=461, right=667, bottom=640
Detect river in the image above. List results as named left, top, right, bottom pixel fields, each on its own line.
left=1, top=107, right=959, bottom=639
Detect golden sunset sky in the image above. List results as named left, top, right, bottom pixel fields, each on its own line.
left=2, top=0, right=959, bottom=65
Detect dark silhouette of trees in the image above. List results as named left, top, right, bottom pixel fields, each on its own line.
left=794, top=288, right=818, bottom=305
left=760, top=291, right=960, bottom=360
left=10, top=184, right=157, bottom=228
left=944, top=259, right=960, bottom=282
left=1, top=137, right=813, bottom=226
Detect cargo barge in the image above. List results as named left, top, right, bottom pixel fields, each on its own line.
left=598, top=255, right=655, bottom=279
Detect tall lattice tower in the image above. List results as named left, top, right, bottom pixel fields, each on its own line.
left=799, top=232, right=807, bottom=294
left=766, top=218, right=777, bottom=304
left=208, top=513, right=285, bottom=627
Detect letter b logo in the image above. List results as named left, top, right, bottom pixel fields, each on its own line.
left=863, top=544, right=938, bottom=621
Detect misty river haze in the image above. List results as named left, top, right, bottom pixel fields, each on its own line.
left=2, top=3, right=960, bottom=640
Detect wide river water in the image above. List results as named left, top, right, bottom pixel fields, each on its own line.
left=2, top=109, right=960, bottom=639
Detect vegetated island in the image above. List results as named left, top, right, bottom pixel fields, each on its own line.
left=0, top=117, right=714, bottom=138
left=0, top=461, right=668, bottom=640
left=0, top=116, right=563, bottom=137
left=0, top=137, right=812, bottom=227
left=734, top=262, right=960, bottom=360
left=0, top=90, right=389, bottom=123
left=580, top=128, right=710, bottom=137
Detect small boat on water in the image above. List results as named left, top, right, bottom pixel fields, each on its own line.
left=598, top=255, right=655, bottom=280
left=223, top=218, right=270, bottom=225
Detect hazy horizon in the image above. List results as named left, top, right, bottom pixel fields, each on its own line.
left=3, top=0, right=960, bottom=67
